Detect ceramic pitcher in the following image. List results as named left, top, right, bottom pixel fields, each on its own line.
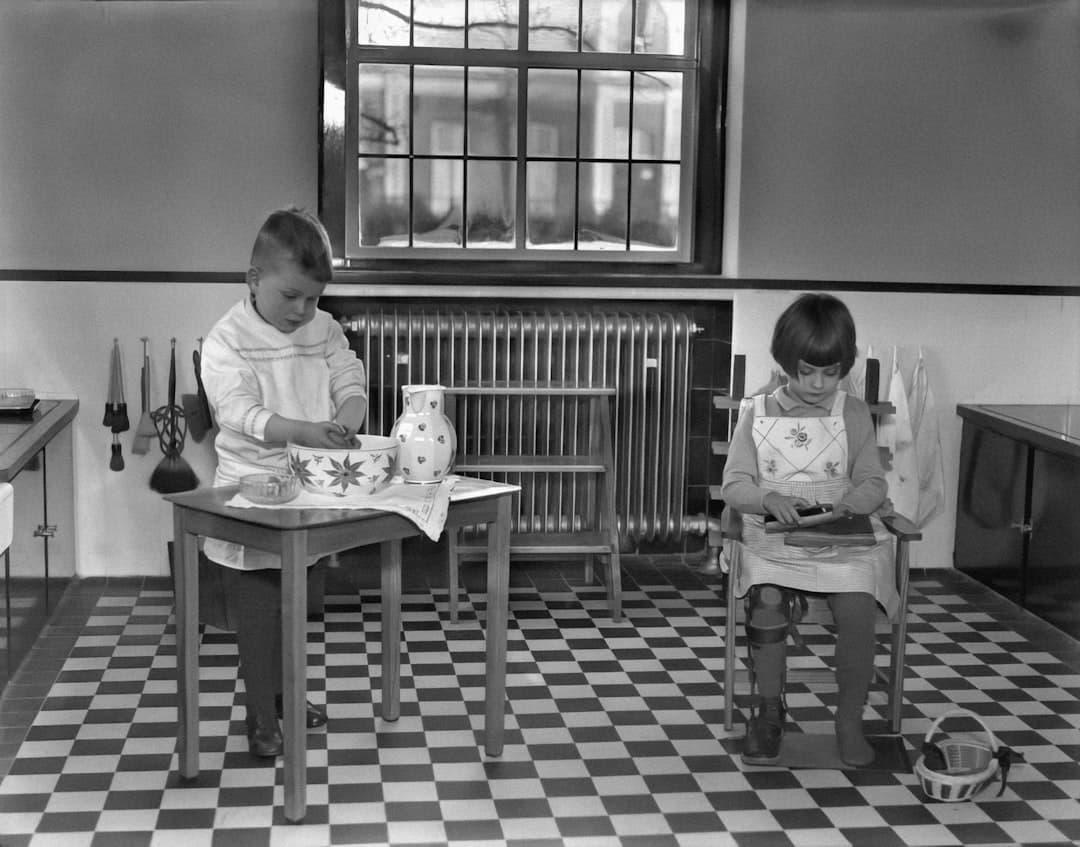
left=390, top=384, right=457, bottom=483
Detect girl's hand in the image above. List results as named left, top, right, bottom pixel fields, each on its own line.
left=762, top=492, right=811, bottom=525
left=832, top=502, right=855, bottom=519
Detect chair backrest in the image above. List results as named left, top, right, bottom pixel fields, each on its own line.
left=0, top=481, right=13, bottom=554
left=727, top=354, right=894, bottom=425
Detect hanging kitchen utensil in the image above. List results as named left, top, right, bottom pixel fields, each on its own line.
left=102, top=341, right=118, bottom=428
left=103, top=339, right=126, bottom=472
left=194, top=339, right=214, bottom=433
left=132, top=337, right=156, bottom=455
left=110, top=338, right=130, bottom=434
left=149, top=338, right=199, bottom=494
left=182, top=338, right=212, bottom=443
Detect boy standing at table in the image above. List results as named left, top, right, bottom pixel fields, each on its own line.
left=200, top=206, right=367, bottom=756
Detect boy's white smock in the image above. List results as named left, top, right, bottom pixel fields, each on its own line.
left=200, top=297, right=367, bottom=570
left=725, top=391, right=900, bottom=619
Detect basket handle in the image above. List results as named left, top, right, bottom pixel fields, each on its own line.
left=922, top=708, right=1000, bottom=754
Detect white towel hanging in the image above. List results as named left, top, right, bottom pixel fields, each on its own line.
left=908, top=347, right=946, bottom=528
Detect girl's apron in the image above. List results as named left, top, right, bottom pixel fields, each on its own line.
left=729, top=391, right=899, bottom=618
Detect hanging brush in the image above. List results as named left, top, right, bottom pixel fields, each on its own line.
left=105, top=339, right=128, bottom=471
left=149, top=338, right=200, bottom=494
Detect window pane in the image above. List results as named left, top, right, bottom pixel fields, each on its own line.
left=469, top=0, right=519, bottom=49
left=630, top=162, right=679, bottom=250
left=635, top=0, right=686, bottom=56
left=582, top=0, right=628, bottom=53
left=467, top=160, right=515, bottom=248
left=580, top=70, right=630, bottom=160
left=578, top=162, right=627, bottom=249
left=527, top=161, right=576, bottom=249
left=528, top=0, right=578, bottom=51
left=415, top=0, right=465, bottom=48
left=357, top=64, right=410, bottom=154
left=413, top=158, right=462, bottom=246
left=527, top=69, right=578, bottom=157
left=357, top=0, right=410, bottom=46
left=413, top=66, right=464, bottom=155
left=358, top=157, right=410, bottom=246
left=632, top=71, right=682, bottom=160
left=468, top=67, right=517, bottom=156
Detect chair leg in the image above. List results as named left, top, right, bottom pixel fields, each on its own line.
left=888, top=539, right=912, bottom=734
left=606, top=549, right=622, bottom=622
left=724, top=563, right=738, bottom=731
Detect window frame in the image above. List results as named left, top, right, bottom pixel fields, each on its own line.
left=319, top=0, right=726, bottom=280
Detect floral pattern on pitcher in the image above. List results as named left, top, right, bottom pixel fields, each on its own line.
left=390, top=384, right=458, bottom=483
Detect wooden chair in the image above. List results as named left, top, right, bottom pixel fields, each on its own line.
left=2, top=482, right=13, bottom=625
left=715, top=358, right=921, bottom=735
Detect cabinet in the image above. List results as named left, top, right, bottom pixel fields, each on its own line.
left=445, top=385, right=622, bottom=621
left=955, top=404, right=1080, bottom=639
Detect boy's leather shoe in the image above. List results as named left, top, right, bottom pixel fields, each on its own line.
left=274, top=694, right=328, bottom=729
left=245, top=715, right=283, bottom=758
left=742, top=697, right=785, bottom=765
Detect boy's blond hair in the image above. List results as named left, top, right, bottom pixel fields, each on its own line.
left=250, top=207, right=334, bottom=283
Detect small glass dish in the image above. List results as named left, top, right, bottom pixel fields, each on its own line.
left=0, top=388, right=36, bottom=410
left=240, top=473, right=300, bottom=505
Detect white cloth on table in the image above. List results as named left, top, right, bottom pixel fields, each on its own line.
left=224, top=475, right=520, bottom=543
left=227, top=476, right=456, bottom=542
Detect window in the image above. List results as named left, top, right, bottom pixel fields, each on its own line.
left=321, top=0, right=713, bottom=266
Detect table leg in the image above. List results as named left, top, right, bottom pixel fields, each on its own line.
left=172, top=509, right=200, bottom=779
left=484, top=494, right=511, bottom=756
left=281, top=530, right=309, bottom=824
left=380, top=539, right=402, bottom=722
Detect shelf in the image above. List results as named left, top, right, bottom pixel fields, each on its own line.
left=446, top=385, right=622, bottom=621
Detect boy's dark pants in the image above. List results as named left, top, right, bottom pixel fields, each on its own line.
left=218, top=560, right=326, bottom=729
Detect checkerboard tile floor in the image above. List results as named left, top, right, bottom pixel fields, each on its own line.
left=0, top=563, right=1078, bottom=847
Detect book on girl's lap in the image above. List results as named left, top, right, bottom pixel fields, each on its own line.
left=764, top=506, right=877, bottom=547
left=785, top=514, right=876, bottom=547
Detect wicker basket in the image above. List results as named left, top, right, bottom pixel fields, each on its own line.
left=914, top=709, right=1002, bottom=802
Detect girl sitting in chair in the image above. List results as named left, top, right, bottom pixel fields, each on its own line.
left=721, top=293, right=899, bottom=767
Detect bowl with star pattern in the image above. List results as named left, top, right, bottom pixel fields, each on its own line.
left=287, top=435, right=399, bottom=498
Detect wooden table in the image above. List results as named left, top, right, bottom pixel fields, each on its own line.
left=166, top=482, right=513, bottom=823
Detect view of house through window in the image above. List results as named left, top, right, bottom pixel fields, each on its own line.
left=333, top=0, right=699, bottom=262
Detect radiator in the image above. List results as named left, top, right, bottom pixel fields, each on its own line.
left=341, top=307, right=699, bottom=546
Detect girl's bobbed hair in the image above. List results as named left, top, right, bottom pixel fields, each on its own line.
left=770, top=293, right=858, bottom=377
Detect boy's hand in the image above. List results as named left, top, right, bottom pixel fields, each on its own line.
left=294, top=420, right=356, bottom=449
left=762, top=492, right=811, bottom=525
left=333, top=396, right=367, bottom=439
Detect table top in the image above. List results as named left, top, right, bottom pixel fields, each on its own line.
left=164, top=478, right=513, bottom=530
left=957, top=403, right=1080, bottom=457
left=0, top=398, right=80, bottom=482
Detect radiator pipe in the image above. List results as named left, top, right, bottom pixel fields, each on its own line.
left=681, top=513, right=724, bottom=574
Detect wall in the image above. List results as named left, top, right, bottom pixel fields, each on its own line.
left=724, top=0, right=1080, bottom=285
left=2, top=1, right=1078, bottom=577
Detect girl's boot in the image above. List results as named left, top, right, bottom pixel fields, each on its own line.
left=742, top=585, right=790, bottom=765
left=831, top=592, right=877, bottom=766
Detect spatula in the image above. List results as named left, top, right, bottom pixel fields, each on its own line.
left=132, top=337, right=156, bottom=455
left=182, top=338, right=212, bottom=443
